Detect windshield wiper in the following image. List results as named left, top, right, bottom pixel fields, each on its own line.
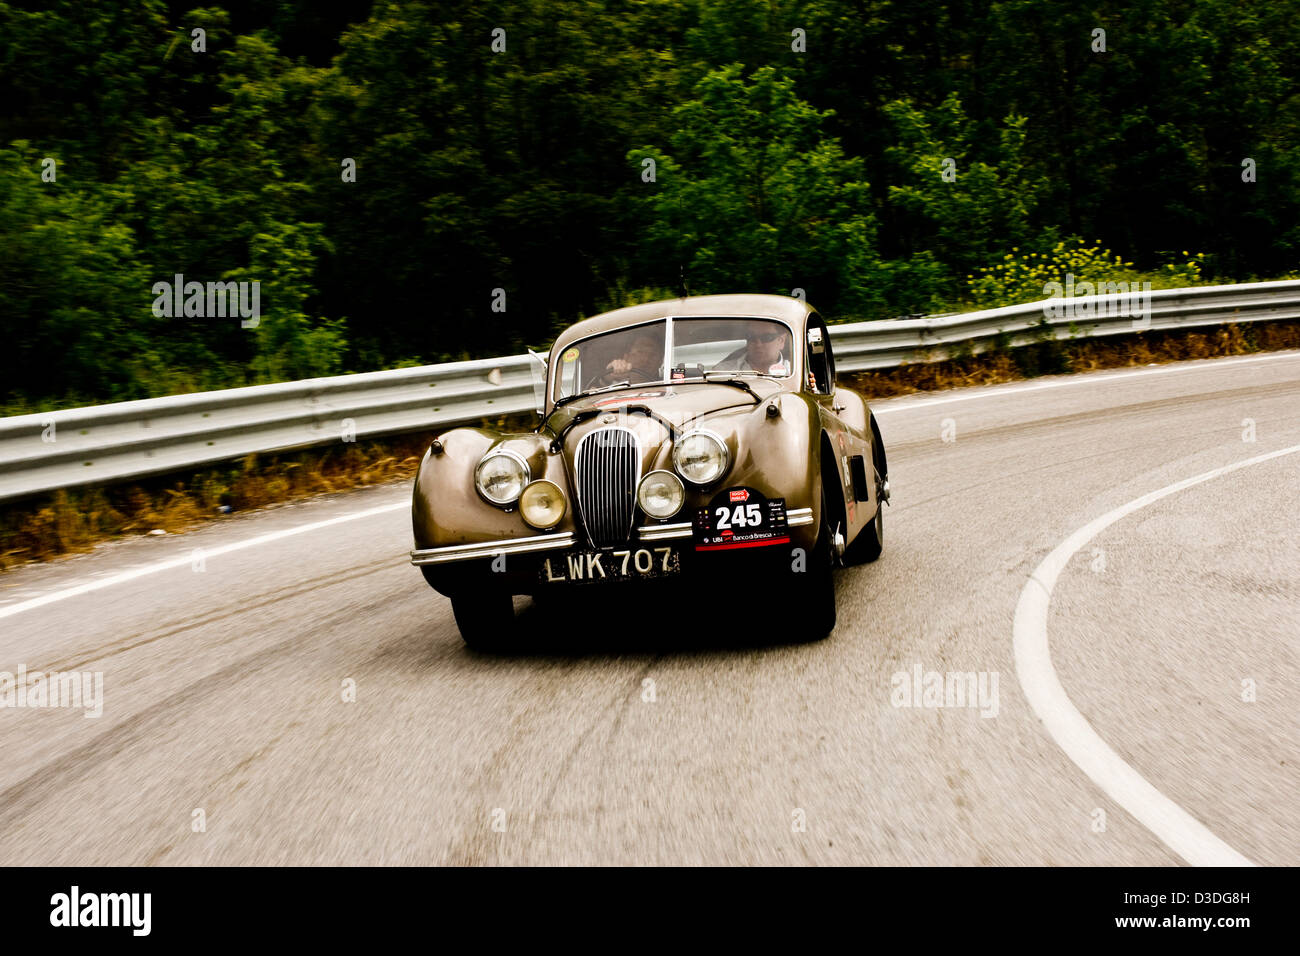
left=551, top=368, right=769, bottom=418
left=694, top=370, right=765, bottom=402
left=702, top=369, right=783, bottom=380
left=552, top=380, right=632, bottom=409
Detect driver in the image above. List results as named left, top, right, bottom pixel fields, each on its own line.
left=711, top=325, right=791, bottom=375
left=590, top=332, right=661, bottom=387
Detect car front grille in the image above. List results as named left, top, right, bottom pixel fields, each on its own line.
left=574, top=426, right=640, bottom=548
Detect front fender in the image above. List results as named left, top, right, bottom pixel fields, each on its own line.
left=411, top=427, right=576, bottom=552
left=667, top=392, right=828, bottom=550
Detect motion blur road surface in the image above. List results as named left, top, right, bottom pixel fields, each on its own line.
left=2, top=351, right=1297, bottom=865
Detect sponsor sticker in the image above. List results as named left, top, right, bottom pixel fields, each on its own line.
left=693, top=487, right=789, bottom=550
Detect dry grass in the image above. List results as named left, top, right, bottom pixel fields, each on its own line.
left=4, top=322, right=1298, bottom=571
left=841, top=320, right=1300, bottom=400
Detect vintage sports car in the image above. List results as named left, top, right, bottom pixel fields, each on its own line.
left=410, top=294, right=889, bottom=648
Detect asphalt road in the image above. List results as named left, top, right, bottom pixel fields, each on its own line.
left=1, top=351, right=1297, bottom=865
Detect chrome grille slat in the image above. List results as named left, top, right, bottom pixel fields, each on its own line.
left=574, top=427, right=639, bottom=548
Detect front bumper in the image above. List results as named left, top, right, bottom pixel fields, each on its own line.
left=409, top=507, right=814, bottom=566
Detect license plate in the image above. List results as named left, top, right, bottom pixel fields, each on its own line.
left=540, top=546, right=680, bottom=584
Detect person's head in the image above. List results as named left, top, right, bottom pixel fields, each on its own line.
left=626, top=333, right=660, bottom=370
left=744, top=325, right=786, bottom=368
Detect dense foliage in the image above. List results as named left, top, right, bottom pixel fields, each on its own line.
left=2, top=0, right=1297, bottom=410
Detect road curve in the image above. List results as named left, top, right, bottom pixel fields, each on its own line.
left=1, top=351, right=1297, bottom=865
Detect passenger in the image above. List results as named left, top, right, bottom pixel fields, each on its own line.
left=711, top=325, right=791, bottom=375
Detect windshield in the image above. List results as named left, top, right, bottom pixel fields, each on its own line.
left=670, top=317, right=793, bottom=379
left=551, top=316, right=795, bottom=403
left=552, top=321, right=667, bottom=401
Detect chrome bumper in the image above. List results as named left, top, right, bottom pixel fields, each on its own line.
left=410, top=507, right=814, bottom=566
left=411, top=531, right=576, bottom=565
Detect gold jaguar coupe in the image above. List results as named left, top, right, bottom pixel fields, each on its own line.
left=410, top=294, right=889, bottom=648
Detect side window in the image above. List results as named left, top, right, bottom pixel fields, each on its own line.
left=819, top=314, right=837, bottom=385
left=805, top=316, right=834, bottom=394
left=555, top=346, right=579, bottom=399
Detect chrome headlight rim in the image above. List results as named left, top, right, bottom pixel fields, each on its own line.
left=474, top=449, right=531, bottom=507
left=519, top=478, right=567, bottom=529
left=671, top=428, right=730, bottom=487
left=637, top=469, right=686, bottom=519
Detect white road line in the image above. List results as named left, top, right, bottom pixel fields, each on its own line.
left=1013, top=442, right=1300, bottom=867
left=874, top=349, right=1300, bottom=415
left=0, top=501, right=408, bottom=621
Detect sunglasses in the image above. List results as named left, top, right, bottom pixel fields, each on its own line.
left=745, top=331, right=784, bottom=343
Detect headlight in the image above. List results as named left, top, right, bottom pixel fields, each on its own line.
left=519, top=479, right=566, bottom=529
left=637, top=470, right=685, bottom=519
left=672, top=430, right=729, bottom=486
left=474, top=450, right=530, bottom=506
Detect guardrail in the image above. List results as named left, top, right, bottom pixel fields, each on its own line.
left=831, top=279, right=1300, bottom=372
left=3, top=280, right=1298, bottom=503
left=0, top=356, right=541, bottom=503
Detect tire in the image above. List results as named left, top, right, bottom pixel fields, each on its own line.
left=450, top=590, right=516, bottom=651
left=787, top=491, right=837, bottom=641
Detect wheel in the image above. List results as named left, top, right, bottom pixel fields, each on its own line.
left=591, top=366, right=655, bottom=388
left=450, top=590, right=516, bottom=650
left=787, top=490, right=837, bottom=641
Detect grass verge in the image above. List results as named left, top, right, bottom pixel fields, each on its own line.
left=840, top=320, right=1300, bottom=399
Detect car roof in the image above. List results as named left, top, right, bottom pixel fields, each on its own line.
left=551, top=294, right=815, bottom=354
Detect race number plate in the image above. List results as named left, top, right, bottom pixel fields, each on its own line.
left=540, top=546, right=679, bottom=584
left=692, top=487, right=789, bottom=550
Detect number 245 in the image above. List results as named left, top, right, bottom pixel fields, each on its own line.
left=715, top=503, right=761, bottom=529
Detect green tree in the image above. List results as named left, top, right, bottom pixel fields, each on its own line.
left=632, top=65, right=892, bottom=316
left=884, top=93, right=1047, bottom=281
